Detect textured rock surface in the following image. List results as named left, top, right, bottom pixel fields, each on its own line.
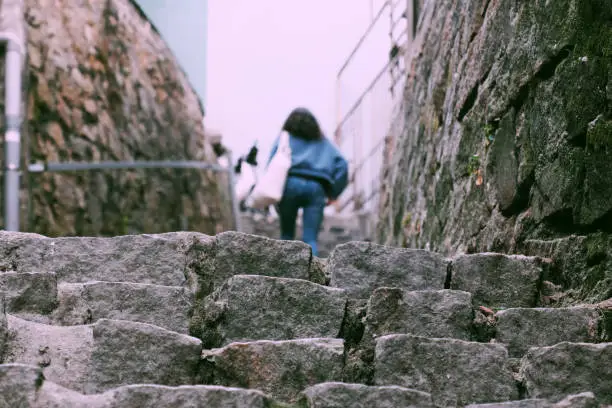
left=196, top=274, right=346, bottom=347
left=364, top=288, right=473, bottom=340
left=299, top=382, right=435, bottom=408
left=465, top=392, right=599, bottom=407
left=0, top=364, right=276, bottom=408
left=520, top=342, right=612, bottom=403
left=495, top=307, right=601, bottom=356
left=1, top=230, right=611, bottom=405
left=53, top=281, right=192, bottom=333
left=376, top=0, right=612, bottom=306
left=0, top=0, right=231, bottom=235
left=203, top=338, right=345, bottom=403
left=5, top=314, right=95, bottom=392
left=374, top=334, right=517, bottom=407
left=0, top=231, right=204, bottom=286
left=214, top=232, right=313, bottom=284
left=0, top=309, right=6, bottom=360
left=89, top=319, right=202, bottom=393
left=0, top=364, right=44, bottom=407
left=450, top=253, right=543, bottom=307
left=0, top=271, right=57, bottom=314
left=328, top=242, right=449, bottom=298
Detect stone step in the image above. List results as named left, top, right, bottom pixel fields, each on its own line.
left=3, top=316, right=202, bottom=394
left=464, top=392, right=599, bottom=408
left=0, top=271, right=57, bottom=317
left=326, top=243, right=545, bottom=307
left=520, top=342, right=612, bottom=404
left=374, top=334, right=518, bottom=407
left=193, top=274, right=346, bottom=347
left=0, top=364, right=275, bottom=408
left=0, top=231, right=199, bottom=287
left=299, top=382, right=435, bottom=408
left=53, top=281, right=193, bottom=334
left=0, top=231, right=324, bottom=296
left=449, top=253, right=545, bottom=308
left=202, top=337, right=345, bottom=403
left=494, top=307, right=602, bottom=357
left=364, top=288, right=474, bottom=342
left=327, top=242, right=450, bottom=298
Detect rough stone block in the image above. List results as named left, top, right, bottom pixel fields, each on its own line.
left=213, top=232, right=312, bottom=288
left=464, top=400, right=551, bottom=408
left=5, top=315, right=95, bottom=392
left=0, top=231, right=209, bottom=286
left=0, top=272, right=57, bottom=314
left=450, top=253, right=543, bottom=307
left=309, top=256, right=328, bottom=285
left=0, top=307, right=7, bottom=361
left=374, top=334, right=517, bottom=407
left=53, top=282, right=193, bottom=333
left=198, top=275, right=346, bottom=347
left=0, top=364, right=43, bottom=407
left=204, top=338, right=345, bottom=403
left=520, top=342, right=612, bottom=404
left=105, top=384, right=272, bottom=408
left=36, top=380, right=107, bottom=408
left=328, top=242, right=449, bottom=298
left=495, top=307, right=600, bottom=356
left=551, top=392, right=599, bottom=408
left=464, top=392, right=599, bottom=408
left=365, top=288, right=474, bottom=341
left=299, top=382, right=435, bottom=408
left=89, top=319, right=202, bottom=393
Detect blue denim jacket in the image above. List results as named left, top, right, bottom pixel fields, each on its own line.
left=268, top=133, right=349, bottom=200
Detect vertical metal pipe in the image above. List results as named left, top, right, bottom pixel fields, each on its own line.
left=2, top=36, right=24, bottom=231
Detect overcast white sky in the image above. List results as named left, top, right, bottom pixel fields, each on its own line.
left=206, top=0, right=390, bottom=159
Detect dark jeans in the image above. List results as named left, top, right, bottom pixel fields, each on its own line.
left=278, top=176, right=326, bottom=256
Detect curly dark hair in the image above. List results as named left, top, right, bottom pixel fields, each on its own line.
left=282, top=107, right=323, bottom=141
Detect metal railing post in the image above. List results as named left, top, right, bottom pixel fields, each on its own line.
left=1, top=33, right=25, bottom=231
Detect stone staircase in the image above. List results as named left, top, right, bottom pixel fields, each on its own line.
left=0, top=230, right=610, bottom=407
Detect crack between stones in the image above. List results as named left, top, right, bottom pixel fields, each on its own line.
left=458, top=65, right=493, bottom=122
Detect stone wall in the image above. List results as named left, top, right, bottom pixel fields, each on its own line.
left=378, top=0, right=611, bottom=303
left=0, top=0, right=231, bottom=236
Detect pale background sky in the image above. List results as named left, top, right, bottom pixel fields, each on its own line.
left=205, top=0, right=391, bottom=160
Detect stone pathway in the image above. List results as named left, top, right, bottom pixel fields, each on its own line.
left=0, top=231, right=610, bottom=407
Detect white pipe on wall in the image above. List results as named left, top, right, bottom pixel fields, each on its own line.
left=1, top=31, right=25, bottom=231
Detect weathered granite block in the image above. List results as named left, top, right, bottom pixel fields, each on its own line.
left=450, top=253, right=543, bottom=307
left=495, top=307, right=600, bottom=356
left=328, top=242, right=449, bottom=298
left=89, top=319, right=202, bottom=393
left=365, top=288, right=474, bottom=341
left=520, top=342, right=612, bottom=404
left=53, top=282, right=193, bottom=333
left=213, top=232, right=312, bottom=287
left=0, top=272, right=57, bottom=315
left=299, top=382, right=435, bottom=408
left=374, top=334, right=517, bottom=407
left=197, top=274, right=346, bottom=347
left=204, top=338, right=345, bottom=403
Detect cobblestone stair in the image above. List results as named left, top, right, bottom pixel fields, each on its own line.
left=0, top=231, right=610, bottom=407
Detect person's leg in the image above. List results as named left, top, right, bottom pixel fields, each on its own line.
left=301, top=180, right=326, bottom=256
left=278, top=177, right=301, bottom=240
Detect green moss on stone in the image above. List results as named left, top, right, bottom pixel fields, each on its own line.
left=587, top=117, right=612, bottom=148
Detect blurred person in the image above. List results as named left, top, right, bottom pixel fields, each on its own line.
left=267, top=107, right=349, bottom=256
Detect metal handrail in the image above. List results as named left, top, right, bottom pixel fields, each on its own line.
left=22, top=156, right=241, bottom=233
